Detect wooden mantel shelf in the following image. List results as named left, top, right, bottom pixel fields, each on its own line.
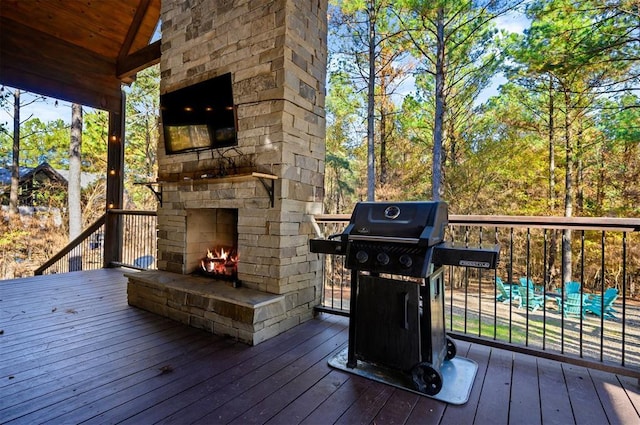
left=136, top=172, right=278, bottom=207
left=155, top=171, right=278, bottom=185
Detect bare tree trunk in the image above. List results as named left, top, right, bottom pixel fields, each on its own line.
left=379, top=100, right=387, bottom=185
left=547, top=76, right=557, bottom=286
left=596, top=144, right=605, bottom=215
left=548, top=75, right=556, bottom=212
left=69, top=103, right=83, bottom=271
left=9, top=89, right=20, bottom=216
left=366, top=0, right=377, bottom=201
left=576, top=123, right=584, bottom=214
left=432, top=7, right=445, bottom=201
left=562, top=91, right=573, bottom=285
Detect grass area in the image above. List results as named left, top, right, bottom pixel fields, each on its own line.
left=448, top=311, right=530, bottom=344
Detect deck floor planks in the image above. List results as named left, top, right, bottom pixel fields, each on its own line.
left=618, top=374, right=640, bottom=416
left=473, top=344, right=513, bottom=424
left=264, top=370, right=351, bottom=425
left=1, top=321, right=212, bottom=423
left=119, top=317, right=340, bottom=425
left=2, top=269, right=639, bottom=424
left=509, top=352, right=542, bottom=425
left=131, top=314, right=344, bottom=423
left=0, top=307, right=147, bottom=354
left=299, top=375, right=373, bottom=425
left=114, top=320, right=336, bottom=425
left=225, top=331, right=349, bottom=424
left=83, top=340, right=246, bottom=425
left=0, top=320, right=198, bottom=402
left=333, top=378, right=396, bottom=424
left=0, top=311, right=168, bottom=364
left=588, top=368, right=639, bottom=425
left=40, top=337, right=239, bottom=424
left=373, top=388, right=421, bottom=424
left=563, top=363, right=610, bottom=425
left=0, top=314, right=178, bottom=381
left=182, top=322, right=349, bottom=424
left=537, top=357, right=576, bottom=425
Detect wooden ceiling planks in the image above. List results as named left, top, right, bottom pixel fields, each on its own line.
left=0, top=0, right=160, bottom=112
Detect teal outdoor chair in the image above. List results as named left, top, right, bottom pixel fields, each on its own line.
left=552, top=281, right=584, bottom=311
left=561, top=293, right=587, bottom=318
left=520, top=277, right=544, bottom=294
left=496, top=277, right=520, bottom=303
left=517, top=286, right=545, bottom=312
left=564, top=281, right=581, bottom=295
left=519, top=277, right=534, bottom=288
left=584, top=288, right=619, bottom=320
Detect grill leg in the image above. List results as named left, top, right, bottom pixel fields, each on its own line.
left=347, top=269, right=358, bottom=368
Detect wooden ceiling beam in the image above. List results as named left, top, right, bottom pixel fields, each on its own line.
left=116, top=41, right=161, bottom=81
left=118, top=0, right=154, bottom=60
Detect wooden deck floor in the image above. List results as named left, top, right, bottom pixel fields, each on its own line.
left=1, top=269, right=639, bottom=425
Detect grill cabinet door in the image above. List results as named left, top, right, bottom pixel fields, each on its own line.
left=355, top=275, right=421, bottom=371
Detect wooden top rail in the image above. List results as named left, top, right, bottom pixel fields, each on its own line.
left=314, top=214, right=640, bottom=232
left=107, top=209, right=157, bottom=216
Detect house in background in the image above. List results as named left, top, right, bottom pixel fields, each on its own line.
left=0, top=162, right=100, bottom=207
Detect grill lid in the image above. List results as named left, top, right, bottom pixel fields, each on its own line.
left=344, top=201, right=448, bottom=247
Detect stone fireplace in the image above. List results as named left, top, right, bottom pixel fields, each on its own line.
left=126, top=0, right=327, bottom=345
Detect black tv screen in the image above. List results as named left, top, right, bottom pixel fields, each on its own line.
left=161, top=73, right=237, bottom=154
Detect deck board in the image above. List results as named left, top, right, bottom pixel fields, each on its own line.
left=538, top=357, right=575, bottom=425
left=564, top=363, right=610, bottom=425
left=474, top=347, right=513, bottom=424
left=510, top=352, right=542, bottom=425
left=1, top=269, right=639, bottom=424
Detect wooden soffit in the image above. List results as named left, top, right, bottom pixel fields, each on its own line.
left=0, top=0, right=161, bottom=112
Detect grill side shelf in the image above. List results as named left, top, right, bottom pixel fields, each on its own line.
left=309, top=238, right=346, bottom=255
left=432, top=243, right=500, bottom=269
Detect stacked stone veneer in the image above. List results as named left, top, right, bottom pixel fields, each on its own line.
left=127, top=271, right=287, bottom=345
left=128, top=0, right=328, bottom=344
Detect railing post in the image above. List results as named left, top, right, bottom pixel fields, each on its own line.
left=104, top=92, right=125, bottom=267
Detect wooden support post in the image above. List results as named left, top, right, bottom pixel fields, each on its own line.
left=103, top=91, right=125, bottom=268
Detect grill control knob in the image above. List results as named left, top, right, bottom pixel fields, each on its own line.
left=399, top=254, right=413, bottom=268
left=355, top=250, right=369, bottom=263
left=376, top=252, right=390, bottom=265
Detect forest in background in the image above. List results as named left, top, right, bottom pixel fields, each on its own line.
left=325, top=0, right=639, bottom=217
left=0, top=0, right=638, bottom=280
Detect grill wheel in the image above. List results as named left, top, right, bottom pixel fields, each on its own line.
left=445, top=337, right=457, bottom=360
left=411, top=362, right=443, bottom=395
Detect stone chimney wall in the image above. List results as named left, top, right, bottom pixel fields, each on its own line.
left=154, top=0, right=327, bottom=337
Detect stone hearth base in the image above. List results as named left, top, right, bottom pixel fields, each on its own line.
left=126, top=270, right=287, bottom=345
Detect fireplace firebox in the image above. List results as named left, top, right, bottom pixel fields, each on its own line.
left=186, top=208, right=238, bottom=276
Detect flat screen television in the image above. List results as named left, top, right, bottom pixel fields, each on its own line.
left=161, top=73, right=237, bottom=154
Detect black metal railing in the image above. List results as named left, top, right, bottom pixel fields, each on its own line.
left=109, top=210, right=158, bottom=270
left=313, top=214, right=640, bottom=377
left=34, top=210, right=157, bottom=275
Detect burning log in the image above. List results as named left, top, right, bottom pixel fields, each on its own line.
left=200, top=247, right=238, bottom=276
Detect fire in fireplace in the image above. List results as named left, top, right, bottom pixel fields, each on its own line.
left=185, top=208, right=238, bottom=281
left=200, top=246, right=238, bottom=276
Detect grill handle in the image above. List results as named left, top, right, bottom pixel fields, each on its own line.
left=399, top=292, right=409, bottom=329
left=348, top=235, right=421, bottom=244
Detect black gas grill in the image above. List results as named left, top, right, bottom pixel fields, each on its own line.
left=311, top=201, right=500, bottom=396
